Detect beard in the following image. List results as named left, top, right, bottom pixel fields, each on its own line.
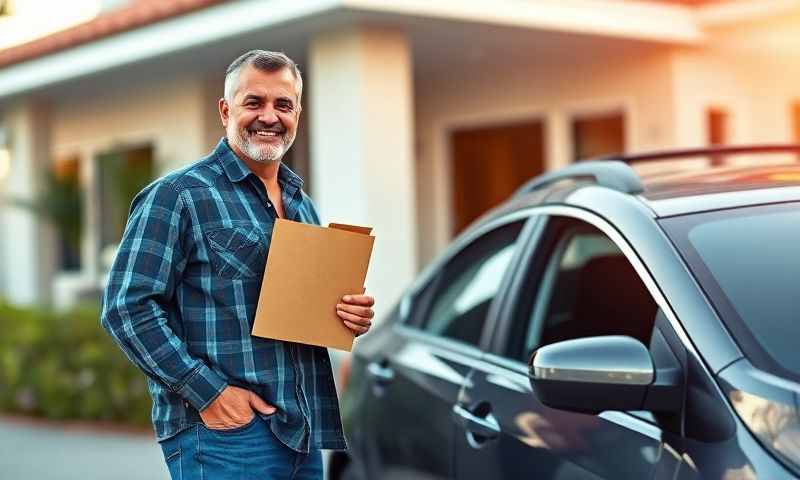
left=229, top=121, right=296, bottom=164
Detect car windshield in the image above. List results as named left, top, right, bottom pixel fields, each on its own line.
left=661, top=202, right=800, bottom=379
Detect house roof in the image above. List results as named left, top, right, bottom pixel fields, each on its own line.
left=0, top=0, right=733, bottom=71
left=0, top=0, right=223, bottom=69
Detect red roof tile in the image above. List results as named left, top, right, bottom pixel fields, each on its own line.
left=0, top=0, right=224, bottom=69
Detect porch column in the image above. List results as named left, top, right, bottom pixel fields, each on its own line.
left=546, top=111, right=572, bottom=171
left=0, top=100, right=54, bottom=305
left=308, top=27, right=417, bottom=319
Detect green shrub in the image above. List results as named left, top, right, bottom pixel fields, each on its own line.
left=0, top=301, right=151, bottom=426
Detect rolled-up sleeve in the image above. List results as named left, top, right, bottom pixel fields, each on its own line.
left=100, top=181, right=226, bottom=411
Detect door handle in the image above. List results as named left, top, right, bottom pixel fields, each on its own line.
left=367, top=361, right=395, bottom=385
left=452, top=404, right=501, bottom=439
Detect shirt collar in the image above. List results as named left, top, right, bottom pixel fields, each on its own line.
left=215, top=137, right=304, bottom=189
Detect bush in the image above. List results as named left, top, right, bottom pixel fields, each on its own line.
left=0, top=301, right=151, bottom=426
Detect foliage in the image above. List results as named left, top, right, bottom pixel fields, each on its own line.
left=0, top=302, right=151, bottom=426
left=8, top=168, right=83, bottom=254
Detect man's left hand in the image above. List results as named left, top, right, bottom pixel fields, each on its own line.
left=337, top=294, right=375, bottom=337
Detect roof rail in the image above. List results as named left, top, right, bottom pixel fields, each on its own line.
left=514, top=161, right=643, bottom=197
left=596, top=144, right=800, bottom=164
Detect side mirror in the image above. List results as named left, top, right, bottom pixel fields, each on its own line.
left=529, top=335, right=682, bottom=414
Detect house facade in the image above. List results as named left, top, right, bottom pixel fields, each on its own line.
left=1, top=0, right=799, bottom=316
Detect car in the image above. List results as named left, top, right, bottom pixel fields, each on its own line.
left=328, top=144, right=800, bottom=480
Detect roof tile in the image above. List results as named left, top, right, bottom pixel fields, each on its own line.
left=0, top=0, right=223, bottom=69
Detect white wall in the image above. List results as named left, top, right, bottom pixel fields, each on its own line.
left=414, top=43, right=676, bottom=266
left=52, top=74, right=212, bottom=172
left=0, top=100, right=55, bottom=305
left=672, top=10, right=800, bottom=147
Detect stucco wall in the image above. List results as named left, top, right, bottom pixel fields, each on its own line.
left=413, top=44, right=676, bottom=267
left=51, top=73, right=215, bottom=173
left=672, top=11, right=800, bottom=147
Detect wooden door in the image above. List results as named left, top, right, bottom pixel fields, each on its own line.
left=450, top=120, right=545, bottom=235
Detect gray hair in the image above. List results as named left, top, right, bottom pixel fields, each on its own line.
left=223, top=50, right=303, bottom=105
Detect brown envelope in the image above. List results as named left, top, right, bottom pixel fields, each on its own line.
left=251, top=218, right=375, bottom=351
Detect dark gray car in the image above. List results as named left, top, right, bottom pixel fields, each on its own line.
left=330, top=145, right=800, bottom=480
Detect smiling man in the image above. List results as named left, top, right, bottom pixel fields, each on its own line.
left=101, top=50, right=374, bottom=480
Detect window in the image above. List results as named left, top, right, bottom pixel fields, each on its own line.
left=509, top=217, right=657, bottom=362
left=52, top=155, right=82, bottom=271
left=418, top=221, right=525, bottom=347
left=97, top=145, right=154, bottom=261
left=662, top=203, right=800, bottom=380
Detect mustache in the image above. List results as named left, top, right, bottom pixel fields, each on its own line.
left=246, top=121, right=286, bottom=134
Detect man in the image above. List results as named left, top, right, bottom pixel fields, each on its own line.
left=101, top=50, right=374, bottom=479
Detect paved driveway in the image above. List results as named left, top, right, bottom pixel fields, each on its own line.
left=0, top=418, right=169, bottom=480
left=0, top=417, right=334, bottom=479
left=0, top=354, right=345, bottom=478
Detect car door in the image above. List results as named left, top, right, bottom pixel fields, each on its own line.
left=360, top=216, right=533, bottom=480
left=453, top=213, right=671, bottom=479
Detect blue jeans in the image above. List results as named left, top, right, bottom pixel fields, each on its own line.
left=159, top=416, right=322, bottom=480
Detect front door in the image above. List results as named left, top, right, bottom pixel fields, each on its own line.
left=450, top=120, right=545, bottom=235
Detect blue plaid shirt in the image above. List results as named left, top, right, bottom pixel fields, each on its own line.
left=101, top=139, right=346, bottom=452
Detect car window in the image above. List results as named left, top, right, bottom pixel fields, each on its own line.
left=508, top=216, right=658, bottom=362
left=418, top=221, right=525, bottom=347
left=661, top=203, right=800, bottom=381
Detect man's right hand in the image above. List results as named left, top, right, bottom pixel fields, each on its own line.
left=199, top=385, right=276, bottom=430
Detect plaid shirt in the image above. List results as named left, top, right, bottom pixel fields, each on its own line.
left=101, top=139, right=346, bottom=452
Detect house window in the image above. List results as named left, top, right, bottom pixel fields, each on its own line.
left=571, top=111, right=625, bottom=162
left=0, top=0, right=14, bottom=17
left=96, top=145, right=154, bottom=265
left=52, top=156, right=83, bottom=271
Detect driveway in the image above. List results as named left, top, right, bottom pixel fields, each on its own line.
left=0, top=417, right=169, bottom=480
left=0, top=416, right=334, bottom=479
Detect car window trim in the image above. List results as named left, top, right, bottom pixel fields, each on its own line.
left=522, top=221, right=577, bottom=355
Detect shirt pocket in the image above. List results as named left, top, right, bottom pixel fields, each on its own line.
left=205, top=226, right=265, bottom=280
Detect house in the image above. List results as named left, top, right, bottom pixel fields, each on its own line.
left=1, top=0, right=799, bottom=315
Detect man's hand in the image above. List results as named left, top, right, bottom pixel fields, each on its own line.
left=337, top=294, right=375, bottom=337
left=199, top=385, right=276, bottom=430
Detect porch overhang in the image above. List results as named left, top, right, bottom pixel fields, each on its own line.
left=0, top=0, right=705, bottom=102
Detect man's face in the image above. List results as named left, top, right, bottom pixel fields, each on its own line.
left=219, top=65, right=301, bottom=164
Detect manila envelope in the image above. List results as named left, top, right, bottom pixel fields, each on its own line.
left=251, top=219, right=375, bottom=351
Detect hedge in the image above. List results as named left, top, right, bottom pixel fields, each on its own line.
left=0, top=301, right=151, bottom=426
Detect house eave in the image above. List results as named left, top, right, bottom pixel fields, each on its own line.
left=0, top=0, right=708, bottom=102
